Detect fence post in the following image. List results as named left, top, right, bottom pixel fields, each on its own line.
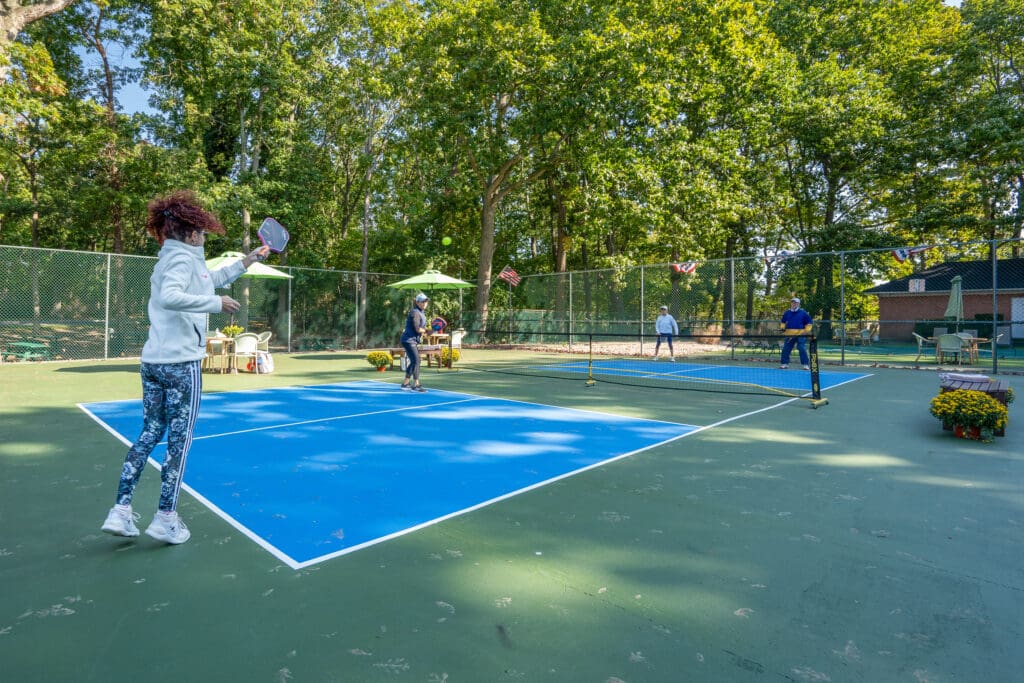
left=729, top=257, right=736, bottom=337
left=568, top=271, right=574, bottom=352
left=992, top=241, right=999, bottom=374
left=104, top=253, right=111, bottom=360
left=840, top=251, right=846, bottom=366
left=287, top=272, right=293, bottom=353
left=640, top=265, right=645, bottom=355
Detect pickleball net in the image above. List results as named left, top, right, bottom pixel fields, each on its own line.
left=453, top=330, right=826, bottom=403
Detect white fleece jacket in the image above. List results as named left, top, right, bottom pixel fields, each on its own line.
left=141, top=240, right=246, bottom=364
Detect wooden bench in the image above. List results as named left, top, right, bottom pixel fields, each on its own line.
left=383, top=347, right=404, bottom=369
left=939, top=376, right=1011, bottom=437
left=384, top=346, right=441, bottom=369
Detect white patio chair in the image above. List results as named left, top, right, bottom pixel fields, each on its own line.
left=233, top=333, right=260, bottom=373
left=912, top=332, right=935, bottom=362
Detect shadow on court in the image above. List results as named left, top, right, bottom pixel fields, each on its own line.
left=1, top=354, right=1021, bottom=681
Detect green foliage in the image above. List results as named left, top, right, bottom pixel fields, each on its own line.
left=1, top=0, right=1020, bottom=336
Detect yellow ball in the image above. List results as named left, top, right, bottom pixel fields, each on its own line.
left=441, top=236, right=452, bottom=246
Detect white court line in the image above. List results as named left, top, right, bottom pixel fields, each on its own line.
left=79, top=395, right=485, bottom=446
left=294, top=422, right=700, bottom=569
left=78, top=402, right=135, bottom=447
left=79, top=401, right=302, bottom=567
left=81, top=374, right=871, bottom=569
left=191, top=396, right=483, bottom=442
left=294, top=389, right=848, bottom=568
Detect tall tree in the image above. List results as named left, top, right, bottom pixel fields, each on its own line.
left=401, top=0, right=564, bottom=331
left=142, top=0, right=320, bottom=235
left=949, top=0, right=1024, bottom=255
left=767, top=0, right=960, bottom=318
left=0, top=0, right=77, bottom=81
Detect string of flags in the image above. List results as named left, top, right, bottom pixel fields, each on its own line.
left=892, top=245, right=931, bottom=263
left=666, top=245, right=931, bottom=271
left=497, top=265, right=521, bottom=286
left=764, top=249, right=800, bottom=265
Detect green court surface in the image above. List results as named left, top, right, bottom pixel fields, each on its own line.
left=1, top=352, right=1022, bottom=682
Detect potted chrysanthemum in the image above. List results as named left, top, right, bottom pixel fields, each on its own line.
left=929, top=389, right=1008, bottom=442
left=366, top=350, right=392, bottom=371
left=440, top=346, right=460, bottom=368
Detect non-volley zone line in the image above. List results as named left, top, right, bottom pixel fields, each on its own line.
left=530, top=358, right=870, bottom=394
left=80, top=380, right=699, bottom=569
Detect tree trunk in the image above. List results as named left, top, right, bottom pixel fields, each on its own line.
left=0, top=1, right=78, bottom=80
left=357, top=130, right=378, bottom=346
left=548, top=175, right=569, bottom=328
left=474, top=183, right=499, bottom=333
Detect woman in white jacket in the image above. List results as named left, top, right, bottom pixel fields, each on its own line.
left=654, top=305, right=679, bottom=361
left=101, top=191, right=267, bottom=545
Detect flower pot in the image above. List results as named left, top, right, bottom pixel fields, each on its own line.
left=953, top=424, right=982, bottom=440
left=375, top=366, right=387, bottom=372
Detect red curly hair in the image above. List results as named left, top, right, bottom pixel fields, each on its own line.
left=146, top=191, right=225, bottom=245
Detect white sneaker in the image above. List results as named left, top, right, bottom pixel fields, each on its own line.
left=802, top=365, right=810, bottom=370
left=145, top=511, right=191, bottom=544
left=101, top=505, right=140, bottom=537
left=670, top=357, right=675, bottom=362
left=780, top=364, right=789, bottom=369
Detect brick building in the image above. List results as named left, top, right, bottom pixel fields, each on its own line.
left=864, top=258, right=1024, bottom=342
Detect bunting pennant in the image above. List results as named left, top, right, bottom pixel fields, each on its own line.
left=497, top=265, right=521, bottom=286
left=764, top=249, right=799, bottom=265
left=671, top=261, right=698, bottom=274
left=892, top=245, right=931, bottom=263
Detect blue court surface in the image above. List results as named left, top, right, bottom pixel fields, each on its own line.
left=80, top=381, right=699, bottom=568
left=538, top=359, right=867, bottom=393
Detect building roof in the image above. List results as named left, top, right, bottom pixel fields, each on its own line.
left=865, top=258, right=1024, bottom=294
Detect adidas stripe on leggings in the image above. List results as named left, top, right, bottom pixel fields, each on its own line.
left=115, top=360, right=202, bottom=512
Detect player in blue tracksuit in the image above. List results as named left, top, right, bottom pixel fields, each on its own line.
left=780, top=297, right=813, bottom=369
left=100, top=191, right=267, bottom=545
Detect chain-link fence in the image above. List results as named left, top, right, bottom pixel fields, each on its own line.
left=3, top=240, right=1023, bottom=371
left=0, top=245, right=423, bottom=362
left=476, top=239, right=1024, bottom=373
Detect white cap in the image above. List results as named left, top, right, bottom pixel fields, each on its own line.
left=791, top=297, right=800, bottom=304
left=660, top=305, right=668, bottom=310
left=415, top=293, right=429, bottom=302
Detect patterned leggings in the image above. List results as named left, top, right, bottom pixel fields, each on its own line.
left=115, top=360, right=202, bottom=512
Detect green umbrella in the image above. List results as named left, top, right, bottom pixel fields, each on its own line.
left=388, top=268, right=474, bottom=292
left=944, top=274, right=963, bottom=330
left=205, top=251, right=292, bottom=279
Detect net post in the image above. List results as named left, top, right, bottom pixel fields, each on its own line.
left=585, top=332, right=596, bottom=387
left=808, top=336, right=829, bottom=408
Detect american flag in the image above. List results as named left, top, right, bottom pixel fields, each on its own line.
left=671, top=261, right=698, bottom=274
left=497, top=265, right=521, bottom=286
left=892, top=245, right=930, bottom=263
